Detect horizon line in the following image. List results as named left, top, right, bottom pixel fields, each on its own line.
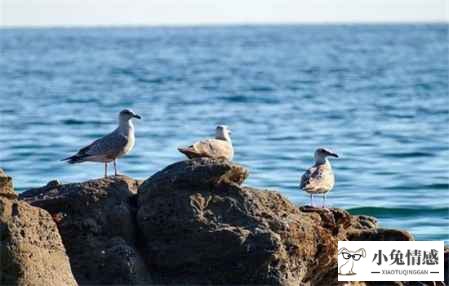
left=1, top=20, right=448, bottom=30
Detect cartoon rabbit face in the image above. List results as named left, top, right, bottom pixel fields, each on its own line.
left=341, top=251, right=363, bottom=261
left=339, top=247, right=366, bottom=260
left=338, top=248, right=366, bottom=275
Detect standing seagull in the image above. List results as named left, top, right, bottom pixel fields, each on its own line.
left=63, top=109, right=141, bottom=178
left=300, top=148, right=339, bottom=207
left=178, top=125, right=234, bottom=161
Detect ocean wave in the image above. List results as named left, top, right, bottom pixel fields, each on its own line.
left=347, top=206, right=449, bottom=218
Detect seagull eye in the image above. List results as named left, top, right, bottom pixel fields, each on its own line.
left=342, top=252, right=351, bottom=259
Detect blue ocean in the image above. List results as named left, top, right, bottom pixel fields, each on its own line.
left=0, top=24, right=448, bottom=241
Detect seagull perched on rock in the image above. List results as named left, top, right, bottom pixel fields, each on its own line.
left=300, top=148, right=339, bottom=207
left=63, top=109, right=141, bottom=178
left=178, top=125, right=234, bottom=161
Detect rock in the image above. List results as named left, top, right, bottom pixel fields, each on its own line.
left=137, top=159, right=421, bottom=285
left=348, top=228, right=414, bottom=241
left=0, top=170, right=77, bottom=286
left=0, top=168, right=18, bottom=199
left=296, top=207, right=416, bottom=286
left=298, top=206, right=413, bottom=242
left=138, top=158, right=249, bottom=205
left=20, top=175, right=152, bottom=285
left=136, top=159, right=332, bottom=284
left=139, top=159, right=300, bottom=284
left=16, top=159, right=443, bottom=286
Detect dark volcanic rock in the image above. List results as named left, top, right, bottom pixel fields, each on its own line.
left=16, top=160, right=444, bottom=286
left=297, top=207, right=419, bottom=286
left=137, top=159, right=362, bottom=284
left=138, top=158, right=249, bottom=205
left=0, top=169, right=77, bottom=286
left=20, top=175, right=152, bottom=285
left=348, top=228, right=414, bottom=241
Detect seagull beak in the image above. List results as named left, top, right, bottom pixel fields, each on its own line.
left=133, top=114, right=141, bottom=119
left=329, top=152, right=339, bottom=158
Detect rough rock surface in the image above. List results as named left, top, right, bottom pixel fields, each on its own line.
left=0, top=169, right=77, bottom=286
left=0, top=168, right=17, bottom=200
left=17, top=160, right=447, bottom=286
left=20, top=175, right=151, bottom=285
left=136, top=158, right=418, bottom=285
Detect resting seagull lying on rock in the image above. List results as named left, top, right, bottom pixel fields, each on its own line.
left=178, top=125, right=234, bottom=161
left=63, top=109, right=141, bottom=178
left=300, top=148, right=339, bottom=207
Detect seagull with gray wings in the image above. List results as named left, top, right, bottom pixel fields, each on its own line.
left=300, top=147, right=339, bottom=207
left=63, top=109, right=141, bottom=177
left=178, top=125, right=234, bottom=161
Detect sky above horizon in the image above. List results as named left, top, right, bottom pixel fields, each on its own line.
left=0, top=0, right=447, bottom=27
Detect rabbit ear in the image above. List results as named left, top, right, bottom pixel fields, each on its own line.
left=338, top=247, right=348, bottom=255
left=356, top=248, right=366, bottom=257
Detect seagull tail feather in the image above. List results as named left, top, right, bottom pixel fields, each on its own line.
left=177, top=147, right=198, bottom=159
left=61, top=155, right=85, bottom=164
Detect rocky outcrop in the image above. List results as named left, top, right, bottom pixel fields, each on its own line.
left=20, top=175, right=152, bottom=285
left=0, top=168, right=77, bottom=286
left=17, top=160, right=446, bottom=286
left=136, top=158, right=416, bottom=285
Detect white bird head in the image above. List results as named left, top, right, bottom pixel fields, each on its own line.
left=215, top=125, right=232, bottom=141
left=314, top=147, right=339, bottom=164
left=119, top=109, right=141, bottom=122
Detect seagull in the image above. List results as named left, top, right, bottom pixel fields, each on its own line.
left=300, top=148, right=339, bottom=207
left=178, top=125, right=234, bottom=161
left=63, top=109, right=141, bottom=178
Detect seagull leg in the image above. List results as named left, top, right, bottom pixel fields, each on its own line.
left=310, top=194, right=313, bottom=207
left=104, top=162, right=108, bottom=178
left=114, top=160, right=117, bottom=176
left=322, top=194, right=326, bottom=208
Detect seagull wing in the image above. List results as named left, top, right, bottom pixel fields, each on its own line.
left=300, top=164, right=335, bottom=193
left=300, top=166, right=323, bottom=190
left=300, top=168, right=312, bottom=189
left=65, top=130, right=128, bottom=163
left=82, top=131, right=128, bottom=158
left=194, top=139, right=233, bottom=160
left=179, top=139, right=233, bottom=160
